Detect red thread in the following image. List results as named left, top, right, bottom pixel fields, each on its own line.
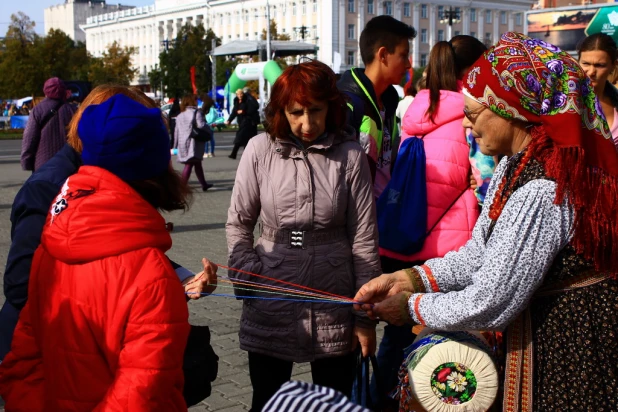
left=217, top=263, right=356, bottom=302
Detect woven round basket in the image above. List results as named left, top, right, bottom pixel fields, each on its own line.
left=405, top=329, right=498, bottom=411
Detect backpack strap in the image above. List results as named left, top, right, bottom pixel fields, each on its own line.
left=37, top=100, right=64, bottom=131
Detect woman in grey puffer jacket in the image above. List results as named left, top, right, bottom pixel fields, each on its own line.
left=226, top=60, right=381, bottom=412
left=174, top=94, right=212, bottom=191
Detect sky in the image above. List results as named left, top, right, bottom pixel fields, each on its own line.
left=0, top=0, right=154, bottom=37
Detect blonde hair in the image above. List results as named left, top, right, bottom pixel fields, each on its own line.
left=67, top=85, right=157, bottom=154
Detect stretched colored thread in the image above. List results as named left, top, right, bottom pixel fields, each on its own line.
left=192, top=292, right=360, bottom=305
left=217, top=263, right=355, bottom=302
left=217, top=276, right=352, bottom=302
left=215, top=282, right=352, bottom=302
left=186, top=264, right=352, bottom=302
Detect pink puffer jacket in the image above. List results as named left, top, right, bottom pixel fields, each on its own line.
left=379, top=89, right=479, bottom=262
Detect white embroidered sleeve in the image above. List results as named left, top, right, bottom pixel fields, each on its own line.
left=409, top=179, right=574, bottom=331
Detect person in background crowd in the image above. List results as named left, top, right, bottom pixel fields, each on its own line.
left=356, top=32, right=618, bottom=412
left=21, top=78, right=77, bottom=172
left=578, top=33, right=618, bottom=147
left=338, top=16, right=417, bottom=194
left=395, top=81, right=416, bottom=122
left=226, top=88, right=259, bottom=159
left=226, top=60, right=381, bottom=412
left=202, top=96, right=217, bottom=157
left=0, top=85, right=216, bottom=362
left=0, top=92, right=195, bottom=410
left=168, top=97, right=181, bottom=148
left=174, top=94, right=213, bottom=191
left=374, top=35, right=489, bottom=408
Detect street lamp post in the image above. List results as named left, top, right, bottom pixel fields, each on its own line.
left=439, top=6, right=461, bottom=41
left=266, top=0, right=271, bottom=61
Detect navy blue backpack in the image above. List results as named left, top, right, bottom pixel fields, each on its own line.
left=376, top=136, right=427, bottom=255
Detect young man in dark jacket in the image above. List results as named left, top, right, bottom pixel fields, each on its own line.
left=337, top=15, right=416, bottom=200
left=338, top=16, right=416, bottom=408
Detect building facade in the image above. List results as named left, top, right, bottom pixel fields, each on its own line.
left=74, top=0, right=534, bottom=86
left=44, top=0, right=134, bottom=43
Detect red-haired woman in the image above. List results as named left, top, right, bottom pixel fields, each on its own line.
left=226, top=60, right=381, bottom=411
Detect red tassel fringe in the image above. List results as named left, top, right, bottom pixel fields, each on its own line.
left=529, top=127, right=618, bottom=278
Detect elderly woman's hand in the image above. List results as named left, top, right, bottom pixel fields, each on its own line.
left=185, top=258, right=218, bottom=299
left=370, top=292, right=414, bottom=326
left=353, top=271, right=414, bottom=313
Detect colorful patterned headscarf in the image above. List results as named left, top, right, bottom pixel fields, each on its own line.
left=464, top=32, right=618, bottom=274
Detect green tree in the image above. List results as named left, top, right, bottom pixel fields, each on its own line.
left=6, top=12, right=36, bottom=47
left=0, top=12, right=40, bottom=96
left=261, top=20, right=291, bottom=41
left=88, top=41, right=138, bottom=86
left=159, top=25, right=221, bottom=97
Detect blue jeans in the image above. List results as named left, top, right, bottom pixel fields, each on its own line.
left=204, top=136, right=216, bottom=154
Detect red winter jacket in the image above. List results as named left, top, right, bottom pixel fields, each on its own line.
left=0, top=166, right=190, bottom=411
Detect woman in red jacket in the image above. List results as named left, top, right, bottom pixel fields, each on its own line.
left=0, top=91, right=192, bottom=411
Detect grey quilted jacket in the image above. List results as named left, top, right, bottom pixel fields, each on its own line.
left=226, top=129, right=381, bottom=362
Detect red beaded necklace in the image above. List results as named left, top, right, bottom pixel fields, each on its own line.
left=488, top=148, right=533, bottom=221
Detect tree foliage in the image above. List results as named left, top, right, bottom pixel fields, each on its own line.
left=159, top=24, right=221, bottom=98
left=261, top=20, right=291, bottom=41
left=0, top=12, right=138, bottom=98
left=88, top=41, right=138, bottom=86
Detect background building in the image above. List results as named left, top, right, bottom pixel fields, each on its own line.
left=44, top=0, right=134, bottom=43
left=63, top=0, right=534, bottom=87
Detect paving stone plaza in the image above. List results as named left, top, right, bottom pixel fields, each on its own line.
left=0, top=137, right=384, bottom=411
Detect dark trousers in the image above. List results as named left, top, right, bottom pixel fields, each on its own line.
left=248, top=351, right=357, bottom=412
left=229, top=143, right=244, bottom=159
left=181, top=161, right=208, bottom=188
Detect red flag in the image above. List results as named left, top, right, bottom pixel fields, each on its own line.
left=190, top=66, right=197, bottom=94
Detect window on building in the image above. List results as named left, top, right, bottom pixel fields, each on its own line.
left=470, top=8, right=477, bottom=22
left=421, top=4, right=428, bottom=19
left=219, top=14, right=223, bottom=25
left=470, top=31, right=476, bottom=39
left=236, top=12, right=240, bottom=23
left=313, top=0, right=317, bottom=13
left=293, top=2, right=297, bottom=15
left=348, top=0, right=355, bottom=13
left=348, top=24, right=355, bottom=39
left=246, top=32, right=249, bottom=39
left=347, top=51, right=355, bottom=66
left=438, top=29, right=444, bottom=41
left=421, top=28, right=427, bottom=43
left=384, top=1, right=392, bottom=15
left=245, top=12, right=249, bottom=22
left=438, top=6, right=444, bottom=17
left=420, top=53, right=427, bottom=67
left=273, top=6, right=277, bottom=18
left=455, top=7, right=461, bottom=17
left=485, top=32, right=492, bottom=44
left=485, top=10, right=492, bottom=23
left=255, top=31, right=258, bottom=38
left=302, top=1, right=306, bottom=15
left=500, top=11, right=507, bottom=25
left=515, top=13, right=522, bottom=26
left=454, top=30, right=460, bottom=36
left=367, top=0, right=374, bottom=14
left=403, top=3, right=410, bottom=17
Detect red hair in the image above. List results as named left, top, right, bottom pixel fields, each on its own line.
left=265, top=60, right=346, bottom=140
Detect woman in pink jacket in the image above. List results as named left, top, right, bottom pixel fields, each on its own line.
left=374, top=35, right=489, bottom=406
left=225, top=60, right=381, bottom=412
